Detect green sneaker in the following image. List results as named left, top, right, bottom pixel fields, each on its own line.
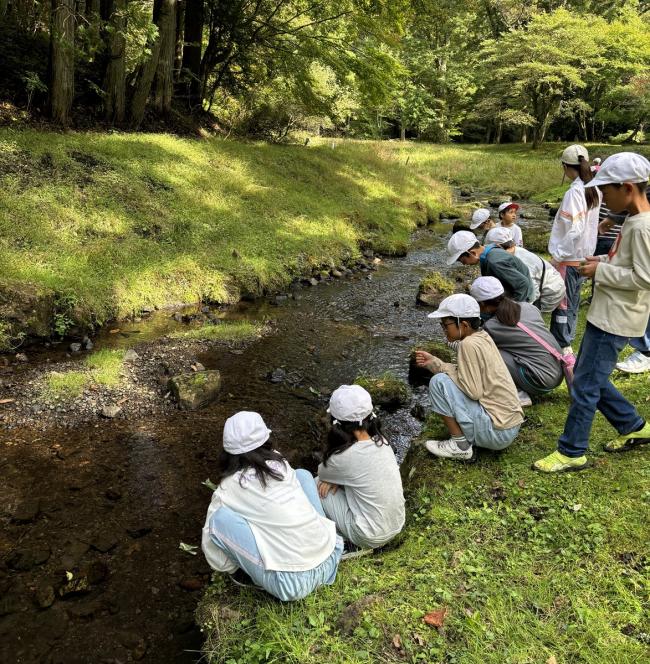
left=532, top=450, right=590, bottom=473
left=605, top=421, right=650, bottom=453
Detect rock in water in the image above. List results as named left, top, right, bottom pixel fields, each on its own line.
left=123, top=349, right=139, bottom=362
left=168, top=370, right=222, bottom=410
left=101, top=405, right=122, bottom=419
left=69, top=342, right=82, bottom=353
left=417, top=271, right=456, bottom=307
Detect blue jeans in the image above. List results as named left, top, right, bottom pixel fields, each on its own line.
left=629, top=316, right=650, bottom=353
left=551, top=265, right=584, bottom=348
left=208, top=469, right=343, bottom=601
left=558, top=323, right=644, bottom=457
left=428, top=374, right=520, bottom=450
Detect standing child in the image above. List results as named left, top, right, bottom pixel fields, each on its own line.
left=317, top=385, right=405, bottom=550
left=446, top=230, right=535, bottom=303
left=548, top=144, right=602, bottom=364
left=201, top=411, right=342, bottom=600
left=415, top=294, right=524, bottom=461
left=534, top=152, right=650, bottom=472
left=497, top=202, right=524, bottom=247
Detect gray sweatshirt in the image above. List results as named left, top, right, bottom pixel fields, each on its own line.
left=317, top=438, right=405, bottom=546
left=483, top=302, right=563, bottom=388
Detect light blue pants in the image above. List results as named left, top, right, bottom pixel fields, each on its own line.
left=209, top=469, right=343, bottom=602
left=629, top=316, right=650, bottom=353
left=320, top=488, right=376, bottom=549
left=428, top=374, right=520, bottom=450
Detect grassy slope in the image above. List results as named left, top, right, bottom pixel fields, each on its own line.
left=198, top=309, right=650, bottom=664
left=0, top=132, right=456, bottom=328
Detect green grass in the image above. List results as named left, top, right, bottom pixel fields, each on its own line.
left=168, top=320, right=263, bottom=342
left=44, top=370, right=88, bottom=398
left=84, top=348, right=125, bottom=386
left=0, top=132, right=454, bottom=328
left=197, top=304, right=650, bottom=664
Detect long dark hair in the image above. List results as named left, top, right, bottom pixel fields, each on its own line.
left=215, top=441, right=287, bottom=488
left=483, top=295, right=521, bottom=326
left=323, top=414, right=388, bottom=465
left=564, top=156, right=599, bottom=210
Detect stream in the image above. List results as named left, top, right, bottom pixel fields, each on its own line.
left=0, top=197, right=552, bottom=663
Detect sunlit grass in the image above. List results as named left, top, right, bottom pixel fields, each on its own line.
left=168, top=321, right=263, bottom=342
left=44, top=370, right=88, bottom=398
left=85, top=348, right=125, bottom=386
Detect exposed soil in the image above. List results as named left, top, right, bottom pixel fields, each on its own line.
left=0, top=197, right=553, bottom=663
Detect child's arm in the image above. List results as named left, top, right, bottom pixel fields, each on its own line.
left=554, top=189, right=590, bottom=259
left=415, top=350, right=456, bottom=374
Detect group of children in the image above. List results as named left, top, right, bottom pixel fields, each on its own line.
left=200, top=148, right=650, bottom=603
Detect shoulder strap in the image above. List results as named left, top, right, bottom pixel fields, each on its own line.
left=516, top=322, right=564, bottom=363
left=538, top=255, right=546, bottom=291
left=480, top=244, right=496, bottom=265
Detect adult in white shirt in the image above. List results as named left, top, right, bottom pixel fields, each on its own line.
left=485, top=227, right=566, bottom=313
left=547, top=145, right=602, bottom=363
left=201, top=411, right=342, bottom=601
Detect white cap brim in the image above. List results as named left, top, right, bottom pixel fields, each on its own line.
left=469, top=221, right=483, bottom=230
left=445, top=251, right=463, bottom=265
left=584, top=171, right=647, bottom=187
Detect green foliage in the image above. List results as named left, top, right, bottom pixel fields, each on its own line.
left=354, top=372, right=410, bottom=408
left=85, top=349, right=125, bottom=386
left=169, top=321, right=263, bottom=342
left=44, top=370, right=88, bottom=398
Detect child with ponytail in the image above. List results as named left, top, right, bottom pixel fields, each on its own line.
left=548, top=145, right=602, bottom=363
left=317, top=385, right=405, bottom=551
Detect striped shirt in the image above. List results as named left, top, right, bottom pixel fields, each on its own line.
left=597, top=203, right=625, bottom=241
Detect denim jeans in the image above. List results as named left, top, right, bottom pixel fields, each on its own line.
left=558, top=323, right=644, bottom=457
left=551, top=265, right=584, bottom=348
left=428, top=374, right=520, bottom=450
left=208, top=469, right=343, bottom=601
left=629, top=316, right=650, bottom=353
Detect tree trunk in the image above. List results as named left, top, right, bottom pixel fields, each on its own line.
left=495, top=120, right=503, bottom=144
left=50, top=0, right=75, bottom=125
left=181, top=0, right=203, bottom=109
left=104, top=0, right=127, bottom=124
left=153, top=0, right=177, bottom=114
left=521, top=126, right=527, bottom=144
left=129, top=36, right=161, bottom=127
left=174, top=0, right=185, bottom=82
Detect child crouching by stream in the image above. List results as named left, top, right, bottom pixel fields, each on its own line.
left=201, top=411, right=342, bottom=601
left=317, top=385, right=405, bottom=553
left=415, top=294, right=524, bottom=461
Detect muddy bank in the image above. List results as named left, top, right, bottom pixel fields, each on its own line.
left=0, top=200, right=553, bottom=664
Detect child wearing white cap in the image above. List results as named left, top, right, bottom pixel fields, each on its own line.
left=485, top=227, right=566, bottom=313
left=201, top=411, right=343, bottom=600
left=446, top=230, right=535, bottom=303
left=469, top=276, right=564, bottom=405
left=534, top=152, right=650, bottom=472
left=470, top=208, right=495, bottom=236
left=316, top=385, right=405, bottom=551
left=547, top=144, right=602, bottom=362
left=497, top=202, right=523, bottom=247
left=414, top=294, right=524, bottom=461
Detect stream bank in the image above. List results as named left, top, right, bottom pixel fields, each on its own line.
left=0, top=199, right=554, bottom=663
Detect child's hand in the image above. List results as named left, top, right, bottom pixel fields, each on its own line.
left=318, top=480, right=339, bottom=499
left=415, top=350, right=436, bottom=371
left=579, top=257, right=599, bottom=278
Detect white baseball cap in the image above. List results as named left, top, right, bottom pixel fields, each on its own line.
left=561, top=144, right=589, bottom=165
left=593, top=157, right=602, bottom=165
left=446, top=230, right=478, bottom=265
left=427, top=293, right=480, bottom=320
left=328, top=384, right=374, bottom=424
left=485, top=226, right=513, bottom=245
left=470, top=276, right=504, bottom=302
left=497, top=201, right=520, bottom=214
left=470, top=208, right=491, bottom=229
left=223, top=411, right=272, bottom=454
left=586, top=152, right=650, bottom=188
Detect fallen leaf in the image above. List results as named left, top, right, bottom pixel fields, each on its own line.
left=202, top=478, right=218, bottom=491
left=423, top=608, right=448, bottom=628
left=517, top=479, right=526, bottom=489
left=392, top=634, right=402, bottom=649
left=179, top=542, right=198, bottom=555
left=546, top=657, right=558, bottom=664
left=0, top=398, right=15, bottom=404
left=412, top=633, right=425, bottom=646
left=109, top=329, right=120, bottom=334
left=117, top=397, right=128, bottom=405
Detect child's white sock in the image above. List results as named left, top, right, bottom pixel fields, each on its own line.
left=451, top=434, right=470, bottom=450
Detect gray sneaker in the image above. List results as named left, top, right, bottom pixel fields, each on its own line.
left=425, top=439, right=475, bottom=461
left=616, top=350, right=650, bottom=374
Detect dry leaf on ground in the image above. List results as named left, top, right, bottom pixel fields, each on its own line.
left=423, top=608, right=448, bottom=628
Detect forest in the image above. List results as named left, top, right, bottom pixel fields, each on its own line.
left=1, top=1, right=650, bottom=144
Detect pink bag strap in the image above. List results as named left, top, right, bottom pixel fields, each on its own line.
left=516, top=322, right=565, bottom=363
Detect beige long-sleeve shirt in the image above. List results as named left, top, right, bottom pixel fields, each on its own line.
left=589, top=211, right=650, bottom=337
left=428, top=331, right=524, bottom=430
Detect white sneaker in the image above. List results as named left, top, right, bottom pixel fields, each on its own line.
left=425, top=439, right=474, bottom=460
left=517, top=390, right=533, bottom=407
left=616, top=350, right=650, bottom=374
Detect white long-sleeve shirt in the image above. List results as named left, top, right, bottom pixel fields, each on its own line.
left=201, top=461, right=337, bottom=573
left=548, top=178, right=601, bottom=262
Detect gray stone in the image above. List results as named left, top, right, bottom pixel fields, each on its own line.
left=100, top=405, right=122, bottom=419
left=123, top=349, right=139, bottom=362
left=15, top=353, right=29, bottom=363
left=331, top=269, right=343, bottom=278
left=267, top=368, right=286, bottom=384
left=82, top=336, right=94, bottom=351
left=11, top=498, right=40, bottom=523
left=308, top=278, right=319, bottom=286
left=69, top=343, right=82, bottom=353
left=34, top=584, right=56, bottom=609
left=168, top=370, right=222, bottom=410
